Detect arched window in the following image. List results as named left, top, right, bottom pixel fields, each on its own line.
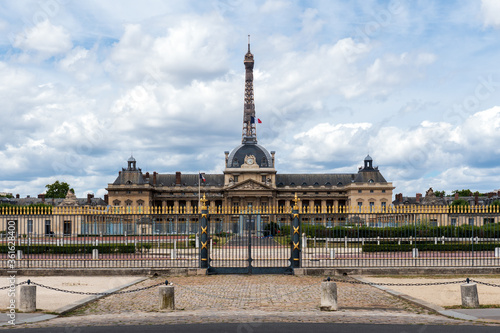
left=261, top=157, right=267, bottom=166
left=232, top=158, right=239, bottom=167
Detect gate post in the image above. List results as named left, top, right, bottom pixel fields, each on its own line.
left=199, top=194, right=209, bottom=269
left=291, top=194, right=301, bottom=268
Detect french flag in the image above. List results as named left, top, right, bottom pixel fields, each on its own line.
left=251, top=116, right=262, bottom=124
left=199, top=173, right=206, bottom=182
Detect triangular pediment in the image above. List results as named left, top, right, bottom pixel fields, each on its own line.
left=227, top=179, right=273, bottom=191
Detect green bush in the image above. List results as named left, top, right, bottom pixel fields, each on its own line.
left=362, top=243, right=499, bottom=253
left=0, top=244, right=135, bottom=254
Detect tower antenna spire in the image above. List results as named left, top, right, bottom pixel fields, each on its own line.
left=242, top=35, right=256, bottom=143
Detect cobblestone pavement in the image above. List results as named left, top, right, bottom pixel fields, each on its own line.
left=6, top=275, right=499, bottom=329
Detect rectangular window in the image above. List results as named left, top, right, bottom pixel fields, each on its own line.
left=382, top=190, right=386, bottom=193
left=63, top=221, right=71, bottom=236
left=358, top=202, right=363, bottom=212
left=261, top=175, right=266, bottom=182
left=45, top=220, right=51, bottom=235
left=358, top=190, right=362, bottom=193
left=381, top=202, right=386, bottom=211
left=27, top=220, right=33, bottom=234
left=369, top=202, right=374, bottom=212
left=370, top=190, right=374, bottom=193
left=233, top=176, right=239, bottom=182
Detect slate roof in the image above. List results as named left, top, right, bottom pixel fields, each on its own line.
left=227, top=142, right=273, bottom=168
left=276, top=174, right=355, bottom=187
left=155, top=174, right=225, bottom=187
left=6, top=198, right=107, bottom=206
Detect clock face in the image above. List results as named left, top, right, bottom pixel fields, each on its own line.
left=247, top=158, right=254, bottom=165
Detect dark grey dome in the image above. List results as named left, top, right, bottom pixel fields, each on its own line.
left=227, top=143, right=273, bottom=168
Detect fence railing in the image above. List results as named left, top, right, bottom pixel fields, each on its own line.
left=1, top=207, right=499, bottom=269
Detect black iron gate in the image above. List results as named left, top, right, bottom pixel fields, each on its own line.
left=206, top=212, right=295, bottom=274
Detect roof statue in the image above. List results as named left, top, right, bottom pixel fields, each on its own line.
left=59, top=189, right=79, bottom=207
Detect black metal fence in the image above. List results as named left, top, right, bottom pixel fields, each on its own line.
left=1, top=207, right=499, bottom=270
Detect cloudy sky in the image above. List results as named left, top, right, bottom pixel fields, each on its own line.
left=1, top=0, right=500, bottom=199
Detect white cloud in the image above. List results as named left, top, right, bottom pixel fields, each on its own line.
left=481, top=0, right=500, bottom=28
left=13, top=20, right=72, bottom=55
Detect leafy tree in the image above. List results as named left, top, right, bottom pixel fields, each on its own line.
left=450, top=198, right=469, bottom=206
left=452, top=189, right=473, bottom=197
left=45, top=181, right=74, bottom=198
left=0, top=194, right=13, bottom=198
left=433, top=190, right=445, bottom=197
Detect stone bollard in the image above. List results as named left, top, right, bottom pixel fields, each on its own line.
left=495, top=247, right=500, bottom=258
left=159, top=283, right=175, bottom=310
left=320, top=280, right=338, bottom=311
left=195, top=233, right=199, bottom=249
left=92, top=249, right=99, bottom=260
left=330, top=249, right=335, bottom=259
left=461, top=282, right=479, bottom=308
left=19, top=284, right=36, bottom=312
left=412, top=248, right=419, bottom=258
left=17, top=250, right=23, bottom=260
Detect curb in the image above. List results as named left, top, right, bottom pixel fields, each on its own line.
left=352, top=276, right=478, bottom=321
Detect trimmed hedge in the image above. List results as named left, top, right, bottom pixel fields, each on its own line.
left=362, top=243, right=500, bottom=253
left=0, top=244, right=135, bottom=254
left=299, top=224, right=500, bottom=238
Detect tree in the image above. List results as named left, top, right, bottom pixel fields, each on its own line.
left=45, top=181, right=74, bottom=198
left=433, top=190, right=445, bottom=197
left=452, top=189, right=473, bottom=197
left=450, top=198, right=469, bottom=207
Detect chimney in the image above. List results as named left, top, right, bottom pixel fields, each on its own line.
left=27, top=195, right=30, bottom=198
left=38, top=194, right=45, bottom=203
left=488, top=192, right=494, bottom=198
left=16, top=194, right=20, bottom=199
left=454, top=192, right=459, bottom=200
left=474, top=192, right=479, bottom=205
left=271, top=151, right=276, bottom=167
left=175, top=172, right=181, bottom=185
left=396, top=193, right=403, bottom=203
left=104, top=194, right=109, bottom=205
left=224, top=151, right=229, bottom=165
left=153, top=172, right=157, bottom=185
left=416, top=193, right=422, bottom=203
left=87, top=193, right=94, bottom=204
left=145, top=172, right=150, bottom=178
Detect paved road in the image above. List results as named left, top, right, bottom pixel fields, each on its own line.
left=7, top=323, right=500, bottom=333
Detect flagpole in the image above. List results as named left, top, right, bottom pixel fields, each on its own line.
left=198, top=171, right=201, bottom=213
